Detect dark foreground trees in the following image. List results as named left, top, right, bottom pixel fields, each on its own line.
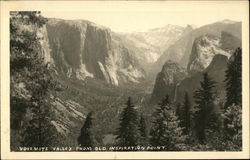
left=224, top=48, right=242, bottom=108
left=150, top=95, right=187, bottom=151
left=176, top=92, right=191, bottom=134
left=115, top=97, right=140, bottom=147
left=222, top=47, right=242, bottom=150
left=78, top=112, right=95, bottom=148
left=10, top=11, right=59, bottom=149
left=191, top=48, right=242, bottom=150
left=222, top=104, right=242, bottom=150
left=193, top=72, right=216, bottom=143
left=139, top=114, right=148, bottom=146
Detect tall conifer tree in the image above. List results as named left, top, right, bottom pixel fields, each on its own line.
left=150, top=95, right=186, bottom=150
left=78, top=112, right=94, bottom=148
left=139, top=114, right=148, bottom=145
left=193, top=72, right=216, bottom=143
left=175, top=103, right=182, bottom=121
left=149, top=95, right=170, bottom=147
left=223, top=48, right=242, bottom=144
left=182, top=92, right=191, bottom=134
left=222, top=104, right=242, bottom=150
left=10, top=11, right=59, bottom=148
left=115, top=97, right=140, bottom=147
left=224, top=48, right=242, bottom=108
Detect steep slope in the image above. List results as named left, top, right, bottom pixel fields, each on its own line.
left=150, top=29, right=241, bottom=106
left=175, top=54, right=229, bottom=107
left=152, top=20, right=241, bottom=75
left=42, top=19, right=145, bottom=86
left=51, top=76, right=152, bottom=146
left=150, top=60, right=187, bottom=103
left=187, top=32, right=241, bottom=74
left=220, top=31, right=241, bottom=52
left=187, top=34, right=229, bottom=74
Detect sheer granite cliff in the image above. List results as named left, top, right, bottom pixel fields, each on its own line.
left=150, top=60, right=187, bottom=103
left=152, top=20, right=241, bottom=76
left=41, top=19, right=144, bottom=86
left=187, top=32, right=241, bottom=74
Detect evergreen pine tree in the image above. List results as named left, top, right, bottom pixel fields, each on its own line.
left=175, top=103, right=182, bottom=121
left=10, top=11, right=59, bottom=148
left=222, top=104, right=242, bottom=150
left=139, top=114, right=148, bottom=145
left=115, top=97, right=140, bottom=147
left=182, top=92, right=191, bottom=134
left=78, top=112, right=94, bottom=148
left=224, top=48, right=242, bottom=108
left=193, top=72, right=216, bottom=144
left=150, top=95, right=186, bottom=151
left=149, top=95, right=170, bottom=148
left=21, top=100, right=58, bottom=147
left=223, top=48, right=242, bottom=144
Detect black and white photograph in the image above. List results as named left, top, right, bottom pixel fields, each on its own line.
left=1, top=0, right=249, bottom=159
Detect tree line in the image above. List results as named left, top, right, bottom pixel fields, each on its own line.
left=78, top=47, right=242, bottom=151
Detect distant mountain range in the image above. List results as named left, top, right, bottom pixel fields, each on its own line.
left=150, top=26, right=241, bottom=104
left=150, top=20, right=241, bottom=78
left=40, top=18, right=241, bottom=89
left=118, top=24, right=187, bottom=63
left=35, top=17, right=242, bottom=143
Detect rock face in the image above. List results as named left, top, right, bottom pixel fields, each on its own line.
left=187, top=34, right=229, bottom=74
left=40, top=19, right=241, bottom=86
left=187, top=32, right=241, bottom=74
left=51, top=97, right=86, bottom=136
left=150, top=30, right=241, bottom=106
left=220, top=31, right=241, bottom=52
left=151, top=60, right=187, bottom=103
left=152, top=20, right=241, bottom=75
left=42, top=19, right=145, bottom=86
left=175, top=54, right=229, bottom=107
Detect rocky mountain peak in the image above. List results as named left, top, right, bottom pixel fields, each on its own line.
left=152, top=20, right=241, bottom=76
left=187, top=34, right=230, bottom=74
left=161, top=60, right=186, bottom=81
left=151, top=60, right=187, bottom=103
left=173, top=54, right=229, bottom=108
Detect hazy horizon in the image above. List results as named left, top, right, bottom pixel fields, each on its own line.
left=41, top=1, right=246, bottom=32
left=42, top=13, right=240, bottom=33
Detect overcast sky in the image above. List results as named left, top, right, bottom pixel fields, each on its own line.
left=41, top=1, right=247, bottom=32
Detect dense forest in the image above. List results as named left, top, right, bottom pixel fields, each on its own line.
left=10, top=11, right=242, bottom=151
